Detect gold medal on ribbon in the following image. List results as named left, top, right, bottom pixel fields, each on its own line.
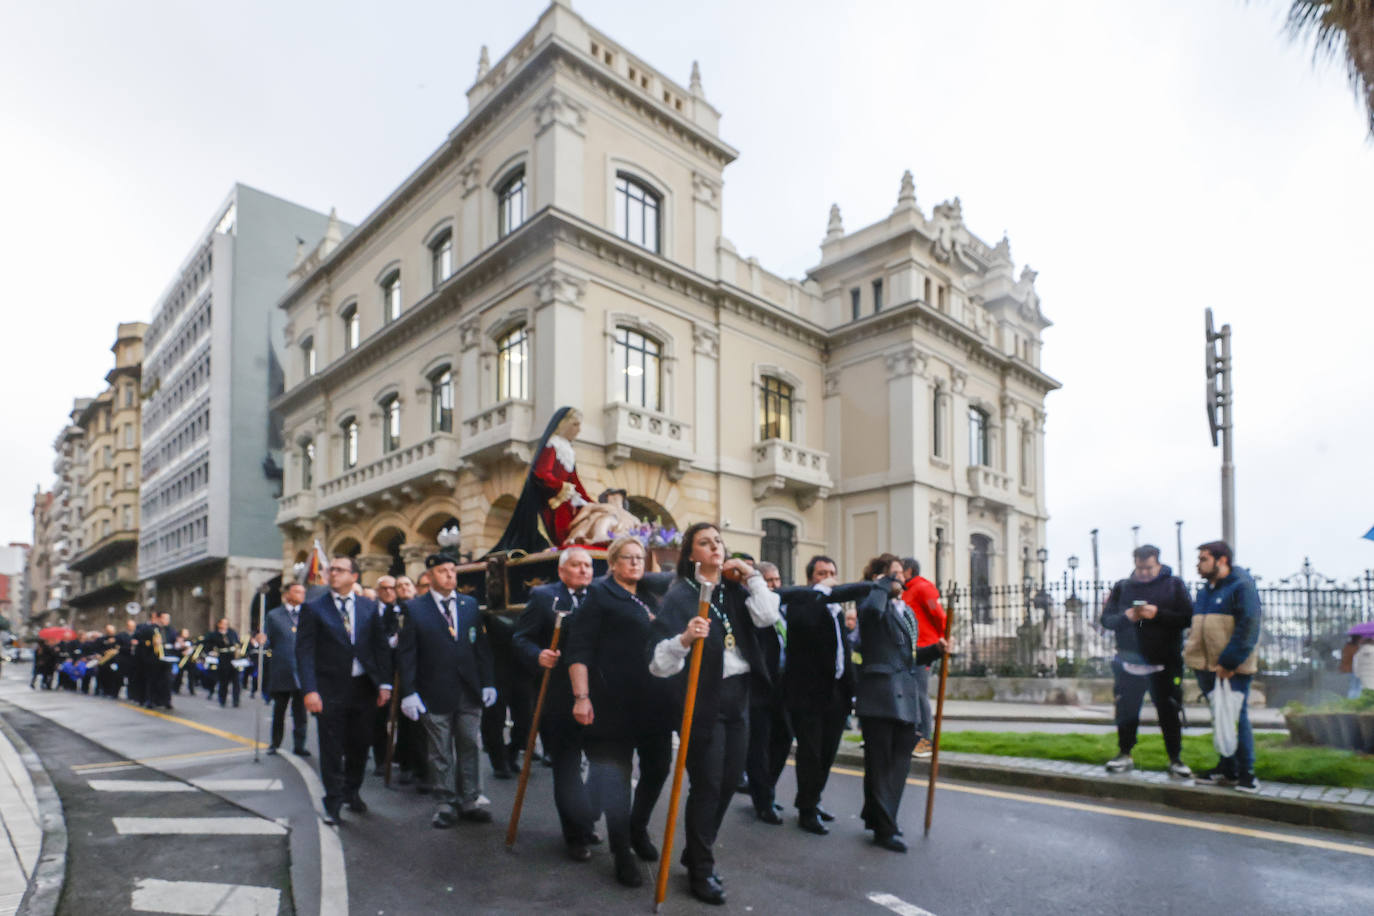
left=448, top=627, right=457, bottom=638
left=724, top=633, right=736, bottom=650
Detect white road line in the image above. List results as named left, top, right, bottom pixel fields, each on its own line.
left=131, top=878, right=280, bottom=915
left=90, top=779, right=283, bottom=793
left=868, top=892, right=939, bottom=916
left=112, top=818, right=287, bottom=836
left=280, top=747, right=347, bottom=916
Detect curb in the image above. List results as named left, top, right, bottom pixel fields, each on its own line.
left=0, top=702, right=68, bottom=916
left=832, top=746, right=1374, bottom=836
left=944, top=715, right=1288, bottom=730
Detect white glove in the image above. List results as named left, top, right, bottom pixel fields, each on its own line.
left=400, top=693, right=427, bottom=721
left=481, top=687, right=497, bottom=708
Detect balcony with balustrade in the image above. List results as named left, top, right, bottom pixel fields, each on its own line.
left=966, top=464, right=1014, bottom=508
left=315, top=433, right=462, bottom=519
left=751, top=439, right=832, bottom=509
left=459, top=400, right=535, bottom=477
left=603, top=403, right=693, bottom=481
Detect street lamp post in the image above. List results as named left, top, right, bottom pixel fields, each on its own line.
left=1066, top=555, right=1082, bottom=671
left=1090, top=528, right=1101, bottom=617
left=1175, top=521, right=1184, bottom=573
left=1131, top=525, right=1140, bottom=549
left=1205, top=308, right=1236, bottom=551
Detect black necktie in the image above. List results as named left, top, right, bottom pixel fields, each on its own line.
left=441, top=597, right=456, bottom=635
left=573, top=589, right=586, bottom=609
left=335, top=597, right=353, bottom=641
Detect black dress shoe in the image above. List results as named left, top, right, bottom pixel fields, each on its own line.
left=346, top=795, right=368, bottom=813
left=690, top=873, right=726, bottom=905
left=265, top=747, right=279, bottom=756
left=293, top=748, right=311, bottom=758
left=460, top=808, right=493, bottom=823
left=614, top=850, right=644, bottom=887
left=566, top=842, right=591, bottom=862
left=322, top=801, right=342, bottom=826
left=816, top=806, right=836, bottom=822
left=874, top=833, right=908, bottom=853
left=630, top=829, right=659, bottom=862
left=397, top=769, right=414, bottom=786
left=756, top=807, right=783, bottom=825
left=735, top=774, right=751, bottom=794
left=799, top=810, right=829, bottom=835
left=431, top=808, right=457, bottom=829
left=582, top=832, right=603, bottom=846
left=490, top=765, right=513, bottom=780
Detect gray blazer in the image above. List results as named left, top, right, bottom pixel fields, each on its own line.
left=263, top=604, right=303, bottom=694
left=853, top=581, right=943, bottom=724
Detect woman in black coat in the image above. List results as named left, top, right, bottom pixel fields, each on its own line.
left=566, top=536, right=675, bottom=889
left=649, top=522, right=780, bottom=906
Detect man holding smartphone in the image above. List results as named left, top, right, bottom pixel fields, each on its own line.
left=1100, top=545, right=1195, bottom=777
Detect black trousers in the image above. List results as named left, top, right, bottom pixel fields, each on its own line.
left=97, top=665, right=122, bottom=698
left=126, top=659, right=145, bottom=703
left=789, top=684, right=851, bottom=812
left=480, top=678, right=531, bottom=768
left=859, top=715, right=917, bottom=839
left=541, top=712, right=596, bottom=845
left=1112, top=660, right=1183, bottom=759
left=745, top=696, right=792, bottom=815
left=315, top=675, right=377, bottom=807
left=584, top=730, right=672, bottom=854
left=142, top=659, right=171, bottom=707
left=683, top=674, right=750, bottom=879
left=216, top=660, right=241, bottom=706
left=396, top=715, right=428, bottom=781
left=271, top=690, right=308, bottom=752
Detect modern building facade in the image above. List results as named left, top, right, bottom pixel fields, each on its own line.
left=272, top=1, right=1058, bottom=592
left=138, top=185, right=341, bottom=632
left=67, top=322, right=147, bottom=630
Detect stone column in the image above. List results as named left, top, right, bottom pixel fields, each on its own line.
left=357, top=553, right=392, bottom=588
left=532, top=87, right=586, bottom=216
left=533, top=268, right=586, bottom=428
left=692, top=326, right=719, bottom=463
left=458, top=159, right=483, bottom=264
left=458, top=315, right=482, bottom=431
left=884, top=346, right=927, bottom=554
left=401, top=545, right=430, bottom=583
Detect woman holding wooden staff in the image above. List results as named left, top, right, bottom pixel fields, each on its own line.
left=649, top=522, right=780, bottom=906
left=566, top=536, right=675, bottom=888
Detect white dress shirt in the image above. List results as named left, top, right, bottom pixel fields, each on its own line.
left=651, top=571, right=782, bottom=678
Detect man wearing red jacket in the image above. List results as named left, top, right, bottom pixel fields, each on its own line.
left=901, top=558, right=946, bottom=758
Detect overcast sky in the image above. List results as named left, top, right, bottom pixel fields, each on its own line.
left=2, top=0, right=1370, bottom=584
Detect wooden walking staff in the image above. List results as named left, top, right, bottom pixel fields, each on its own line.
left=506, top=610, right=567, bottom=849
left=923, top=605, right=953, bottom=837
left=654, top=566, right=714, bottom=912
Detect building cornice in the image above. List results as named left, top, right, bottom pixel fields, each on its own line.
left=278, top=36, right=737, bottom=316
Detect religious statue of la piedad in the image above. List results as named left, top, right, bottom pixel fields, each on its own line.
left=488, top=406, right=664, bottom=554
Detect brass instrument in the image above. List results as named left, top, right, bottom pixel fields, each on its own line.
left=152, top=627, right=165, bottom=659
left=96, top=647, right=119, bottom=667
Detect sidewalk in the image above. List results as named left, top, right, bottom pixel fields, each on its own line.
left=0, top=716, right=49, bottom=916
left=942, top=699, right=1287, bottom=729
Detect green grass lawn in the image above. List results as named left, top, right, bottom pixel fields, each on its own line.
left=921, top=731, right=1374, bottom=790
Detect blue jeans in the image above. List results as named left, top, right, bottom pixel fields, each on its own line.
left=1195, top=670, right=1253, bottom=776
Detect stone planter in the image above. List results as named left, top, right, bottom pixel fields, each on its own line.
left=1357, top=713, right=1374, bottom=753
left=1283, top=712, right=1315, bottom=745
left=1306, top=713, right=1341, bottom=748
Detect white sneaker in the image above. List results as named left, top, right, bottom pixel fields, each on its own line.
left=1168, top=760, right=1193, bottom=779
left=1105, top=754, right=1133, bottom=773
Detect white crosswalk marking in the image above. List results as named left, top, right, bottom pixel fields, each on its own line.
left=868, top=892, right=939, bottom=916
left=131, top=878, right=280, bottom=915
left=88, top=779, right=282, bottom=793
left=113, top=818, right=287, bottom=836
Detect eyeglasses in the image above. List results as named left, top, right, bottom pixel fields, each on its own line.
left=328, top=566, right=351, bottom=574
left=615, top=555, right=646, bottom=565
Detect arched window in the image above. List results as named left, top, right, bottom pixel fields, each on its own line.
left=430, top=229, right=453, bottom=288
left=969, top=406, right=991, bottom=467
left=430, top=367, right=453, bottom=433
left=759, top=376, right=793, bottom=442
left=301, top=336, right=316, bottom=377
left=382, top=395, right=401, bottom=453
left=613, top=326, right=661, bottom=409
left=301, top=441, right=314, bottom=489
left=381, top=270, right=402, bottom=323
left=341, top=304, right=360, bottom=352
left=341, top=417, right=359, bottom=470
left=760, top=519, right=797, bottom=586
left=615, top=174, right=660, bottom=253
left=497, top=169, right=526, bottom=238
left=970, top=533, right=993, bottom=623
left=496, top=326, right=529, bottom=400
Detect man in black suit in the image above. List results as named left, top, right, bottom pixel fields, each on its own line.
left=741, top=561, right=792, bottom=826
left=370, top=575, right=403, bottom=774
left=777, top=555, right=875, bottom=835
left=854, top=554, right=948, bottom=852
left=133, top=615, right=172, bottom=709
left=297, top=557, right=393, bottom=825
left=513, top=547, right=597, bottom=860
left=397, top=554, right=496, bottom=828
left=263, top=582, right=310, bottom=757
left=202, top=618, right=243, bottom=707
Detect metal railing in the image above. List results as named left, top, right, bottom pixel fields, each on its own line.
left=937, top=571, right=1374, bottom=678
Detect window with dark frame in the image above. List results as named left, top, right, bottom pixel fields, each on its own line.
left=759, top=376, right=794, bottom=442
left=850, top=287, right=861, bottom=320
left=615, top=175, right=661, bottom=252
left=872, top=278, right=883, bottom=312
left=760, top=519, right=797, bottom=586
left=496, top=326, right=529, bottom=401
left=430, top=229, right=453, bottom=288
left=382, top=396, right=401, bottom=452
left=932, top=388, right=944, bottom=458
left=342, top=304, right=360, bottom=352
left=612, top=326, right=661, bottom=410
left=302, top=441, right=314, bottom=489
left=431, top=368, right=453, bottom=433
left=342, top=418, right=358, bottom=470
left=301, top=337, right=316, bottom=377
left=969, top=406, right=991, bottom=467
left=498, top=169, right=526, bottom=238
left=381, top=270, right=402, bottom=323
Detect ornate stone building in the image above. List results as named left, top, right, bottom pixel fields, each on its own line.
left=273, top=0, right=1058, bottom=590
left=68, top=322, right=147, bottom=630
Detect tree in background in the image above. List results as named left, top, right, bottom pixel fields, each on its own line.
left=1284, top=1, right=1374, bottom=134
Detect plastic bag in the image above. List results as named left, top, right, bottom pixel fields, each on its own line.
left=1210, top=677, right=1241, bottom=757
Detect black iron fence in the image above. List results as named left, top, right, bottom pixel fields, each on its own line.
left=938, top=572, right=1374, bottom=679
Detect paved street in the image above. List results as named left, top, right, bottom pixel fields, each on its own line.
left=3, top=667, right=1371, bottom=915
